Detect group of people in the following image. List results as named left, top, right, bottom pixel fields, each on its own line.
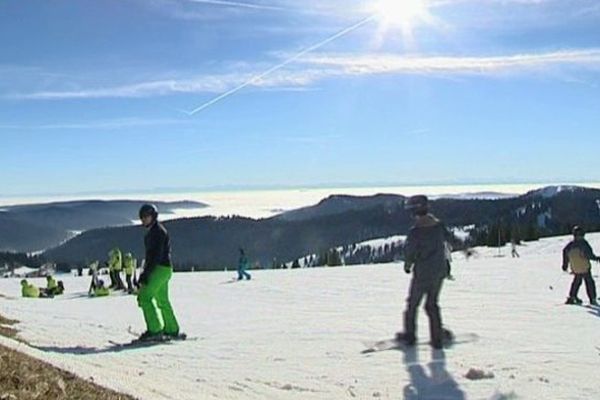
left=87, top=247, right=140, bottom=297
left=20, top=275, right=65, bottom=298
left=18, top=197, right=600, bottom=347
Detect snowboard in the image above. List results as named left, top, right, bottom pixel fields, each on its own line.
left=362, top=331, right=478, bottom=354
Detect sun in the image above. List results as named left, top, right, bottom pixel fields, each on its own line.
left=372, top=0, right=429, bottom=28
left=367, top=0, right=436, bottom=47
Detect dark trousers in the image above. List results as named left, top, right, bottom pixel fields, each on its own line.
left=126, top=274, right=134, bottom=292
left=404, top=277, right=444, bottom=345
left=569, top=272, right=597, bottom=301
left=110, top=270, right=125, bottom=290
left=237, top=267, right=251, bottom=280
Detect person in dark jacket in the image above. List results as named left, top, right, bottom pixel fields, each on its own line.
left=137, top=204, right=181, bottom=341
left=237, top=248, right=252, bottom=280
left=562, top=226, right=599, bottom=305
left=399, top=195, right=454, bottom=349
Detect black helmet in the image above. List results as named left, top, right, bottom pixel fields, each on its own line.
left=139, top=204, right=158, bottom=220
left=573, top=226, right=585, bottom=237
left=404, top=195, right=429, bottom=214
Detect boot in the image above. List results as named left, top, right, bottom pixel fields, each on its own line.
left=395, top=332, right=416, bottom=346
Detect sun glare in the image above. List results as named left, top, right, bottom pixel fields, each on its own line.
left=373, top=0, right=428, bottom=28
left=368, top=0, right=436, bottom=47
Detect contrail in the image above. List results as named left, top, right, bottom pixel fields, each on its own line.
left=185, top=15, right=376, bottom=116
left=187, top=0, right=285, bottom=11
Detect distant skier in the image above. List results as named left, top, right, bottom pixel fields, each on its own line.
left=88, top=260, right=100, bottom=295
left=123, top=252, right=137, bottom=294
left=562, top=226, right=600, bottom=305
left=399, top=195, right=454, bottom=349
left=511, top=240, right=520, bottom=258
left=108, top=247, right=125, bottom=290
left=137, top=204, right=181, bottom=341
left=237, top=248, right=252, bottom=281
left=444, top=242, right=454, bottom=280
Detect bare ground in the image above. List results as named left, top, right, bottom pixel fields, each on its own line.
left=0, top=311, right=137, bottom=400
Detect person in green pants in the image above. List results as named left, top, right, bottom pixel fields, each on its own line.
left=137, top=204, right=182, bottom=341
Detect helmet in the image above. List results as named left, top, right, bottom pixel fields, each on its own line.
left=20, top=279, right=27, bottom=285
left=404, top=195, right=429, bottom=214
left=573, top=226, right=585, bottom=237
left=125, top=252, right=132, bottom=259
left=139, top=204, right=158, bottom=220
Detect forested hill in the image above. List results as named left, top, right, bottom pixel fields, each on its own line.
left=43, top=186, right=600, bottom=270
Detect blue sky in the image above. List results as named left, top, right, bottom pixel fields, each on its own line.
left=1, top=0, right=599, bottom=196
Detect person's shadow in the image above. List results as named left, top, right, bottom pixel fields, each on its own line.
left=403, top=347, right=465, bottom=400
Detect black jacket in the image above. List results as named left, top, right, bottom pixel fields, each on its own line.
left=404, top=214, right=453, bottom=283
left=140, top=221, right=172, bottom=284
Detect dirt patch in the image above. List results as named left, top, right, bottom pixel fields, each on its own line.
left=0, top=343, right=137, bottom=400
left=0, top=314, right=19, bottom=340
left=0, top=325, right=18, bottom=339
left=0, top=315, right=18, bottom=326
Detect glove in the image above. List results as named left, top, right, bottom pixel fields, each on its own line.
left=562, top=265, right=568, bottom=272
left=404, top=263, right=412, bottom=274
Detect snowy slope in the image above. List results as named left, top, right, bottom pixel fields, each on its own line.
left=1, top=234, right=600, bottom=399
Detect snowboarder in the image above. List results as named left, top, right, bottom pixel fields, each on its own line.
left=562, top=226, right=600, bottom=305
left=400, top=195, right=454, bottom=349
left=237, top=248, right=252, bottom=280
left=137, top=204, right=181, bottom=341
left=123, top=252, right=137, bottom=294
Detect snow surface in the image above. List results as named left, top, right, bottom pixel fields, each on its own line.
left=1, top=234, right=600, bottom=399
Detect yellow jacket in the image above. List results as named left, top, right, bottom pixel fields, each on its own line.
left=21, top=283, right=40, bottom=298
left=108, top=248, right=123, bottom=271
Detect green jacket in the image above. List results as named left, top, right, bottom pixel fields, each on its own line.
left=47, top=277, right=58, bottom=291
left=21, top=283, right=40, bottom=298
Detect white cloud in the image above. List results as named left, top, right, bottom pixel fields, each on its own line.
left=298, top=49, right=600, bottom=76
left=184, top=0, right=285, bottom=11
left=7, top=49, right=600, bottom=101
left=0, top=118, right=194, bottom=130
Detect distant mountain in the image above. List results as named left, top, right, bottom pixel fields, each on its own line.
left=275, top=193, right=406, bottom=221
left=42, top=186, right=600, bottom=270
left=0, top=200, right=206, bottom=253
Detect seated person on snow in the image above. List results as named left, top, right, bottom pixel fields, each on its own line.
left=90, top=279, right=110, bottom=297
left=21, top=279, right=40, bottom=298
left=45, top=275, right=60, bottom=296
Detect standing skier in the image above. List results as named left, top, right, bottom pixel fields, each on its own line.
left=562, top=226, right=599, bottom=305
left=511, top=239, right=520, bottom=258
left=123, top=252, right=137, bottom=294
left=108, top=247, right=125, bottom=290
left=237, top=248, right=252, bottom=281
left=399, top=195, right=454, bottom=349
left=137, top=204, right=181, bottom=341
